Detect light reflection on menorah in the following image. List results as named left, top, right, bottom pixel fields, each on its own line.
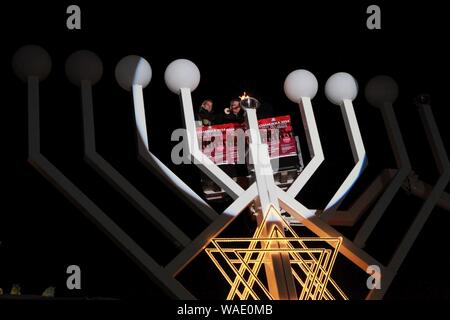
left=12, top=45, right=450, bottom=300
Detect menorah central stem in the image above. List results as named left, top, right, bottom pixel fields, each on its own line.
left=243, top=100, right=298, bottom=300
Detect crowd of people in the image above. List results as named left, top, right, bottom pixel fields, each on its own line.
left=196, top=98, right=245, bottom=126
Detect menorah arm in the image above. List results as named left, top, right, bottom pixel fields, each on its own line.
left=403, top=175, right=450, bottom=212
left=131, top=84, right=218, bottom=223
left=353, top=104, right=411, bottom=247
left=27, top=77, right=194, bottom=299
left=285, top=96, right=389, bottom=228
left=31, top=156, right=195, bottom=299
left=370, top=170, right=450, bottom=300
left=373, top=104, right=450, bottom=300
left=322, top=168, right=450, bottom=228
left=388, top=105, right=450, bottom=272
left=287, top=97, right=324, bottom=197
left=322, top=169, right=397, bottom=225
left=418, top=104, right=450, bottom=172
left=166, top=183, right=258, bottom=276
left=275, top=186, right=385, bottom=275
left=179, top=88, right=244, bottom=199
left=81, top=82, right=191, bottom=248
left=321, top=101, right=414, bottom=230
left=323, top=99, right=367, bottom=212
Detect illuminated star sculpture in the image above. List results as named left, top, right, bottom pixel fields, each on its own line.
left=206, top=205, right=347, bottom=300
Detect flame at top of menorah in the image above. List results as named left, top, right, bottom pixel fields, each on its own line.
left=239, top=92, right=260, bottom=109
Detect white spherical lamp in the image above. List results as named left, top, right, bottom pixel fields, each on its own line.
left=365, top=75, right=399, bottom=108
left=115, top=55, right=152, bottom=91
left=325, top=72, right=358, bottom=105
left=284, top=69, right=318, bottom=102
left=12, top=45, right=52, bottom=82
left=65, top=50, right=103, bottom=86
left=164, top=59, right=200, bottom=94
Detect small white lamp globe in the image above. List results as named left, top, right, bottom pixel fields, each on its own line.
left=365, top=75, right=399, bottom=108
left=12, top=45, right=52, bottom=82
left=115, top=55, right=152, bottom=91
left=65, top=50, right=103, bottom=86
left=325, top=72, right=358, bottom=105
left=164, top=59, right=200, bottom=94
left=284, top=69, right=318, bottom=102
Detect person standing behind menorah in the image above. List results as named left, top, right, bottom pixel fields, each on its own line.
left=197, top=99, right=216, bottom=126
left=222, top=98, right=245, bottom=124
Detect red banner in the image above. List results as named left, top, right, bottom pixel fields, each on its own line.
left=197, top=115, right=298, bottom=165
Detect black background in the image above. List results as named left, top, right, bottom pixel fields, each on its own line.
left=1, top=0, right=449, bottom=304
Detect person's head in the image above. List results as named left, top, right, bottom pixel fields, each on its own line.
left=229, top=98, right=241, bottom=115
left=201, top=99, right=213, bottom=112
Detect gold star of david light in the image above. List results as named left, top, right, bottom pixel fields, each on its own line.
left=206, top=205, right=348, bottom=300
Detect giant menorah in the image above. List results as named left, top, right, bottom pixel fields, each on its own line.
left=12, top=45, right=450, bottom=300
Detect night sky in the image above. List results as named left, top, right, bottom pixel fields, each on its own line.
left=1, top=1, right=449, bottom=302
